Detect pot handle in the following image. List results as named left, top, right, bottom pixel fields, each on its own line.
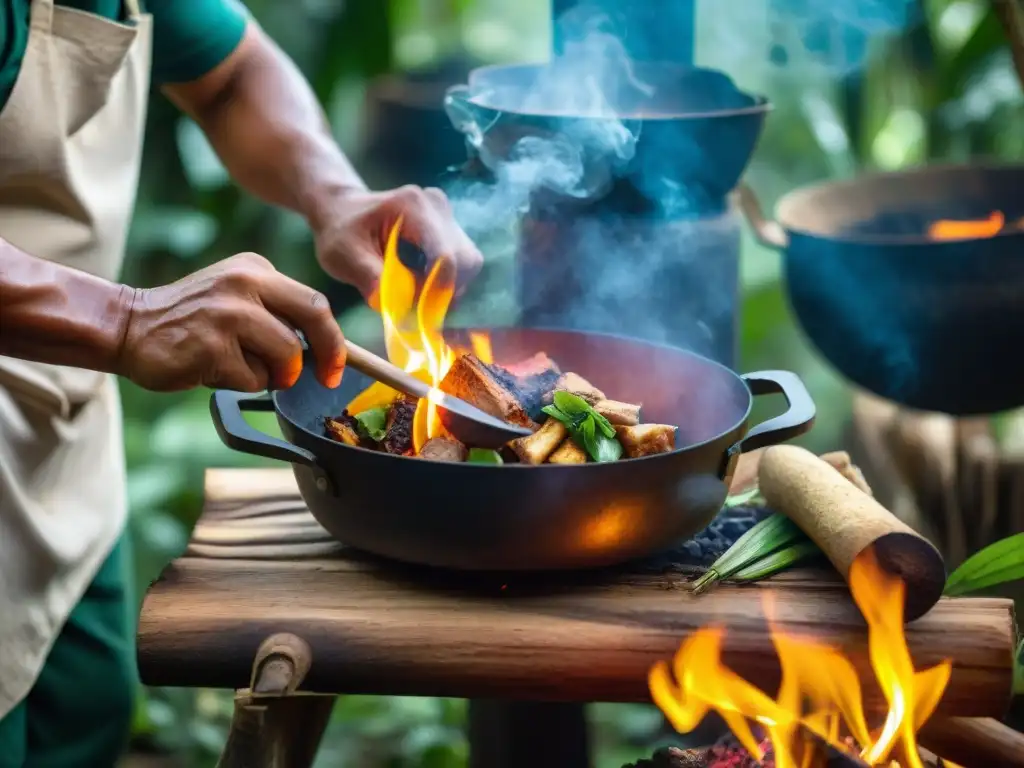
left=444, top=84, right=483, bottom=144
left=737, top=370, right=816, bottom=452
left=734, top=184, right=789, bottom=249
left=210, top=390, right=319, bottom=467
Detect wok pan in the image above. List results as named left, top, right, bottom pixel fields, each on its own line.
left=210, top=328, right=815, bottom=571
left=738, top=163, right=1024, bottom=416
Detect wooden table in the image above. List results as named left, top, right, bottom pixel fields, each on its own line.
left=137, top=468, right=1016, bottom=768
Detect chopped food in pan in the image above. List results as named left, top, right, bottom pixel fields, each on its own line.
left=323, top=352, right=677, bottom=464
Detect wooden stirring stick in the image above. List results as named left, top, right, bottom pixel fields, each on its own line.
left=342, top=340, right=531, bottom=449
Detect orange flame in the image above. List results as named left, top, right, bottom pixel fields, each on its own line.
left=346, top=220, right=492, bottom=453
left=649, top=550, right=952, bottom=768
left=928, top=211, right=1005, bottom=241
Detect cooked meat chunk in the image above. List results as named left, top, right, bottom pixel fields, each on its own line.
left=511, top=418, right=569, bottom=465
left=383, top=397, right=417, bottom=455
left=501, top=352, right=559, bottom=378
left=325, top=415, right=362, bottom=447
left=594, top=399, right=642, bottom=426
left=541, top=372, right=606, bottom=406
left=548, top=438, right=588, bottom=464
left=439, top=354, right=538, bottom=430
left=484, top=353, right=561, bottom=422
left=614, top=424, right=676, bottom=458
left=419, top=437, right=468, bottom=463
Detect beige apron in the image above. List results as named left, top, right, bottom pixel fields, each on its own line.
left=0, top=0, right=151, bottom=718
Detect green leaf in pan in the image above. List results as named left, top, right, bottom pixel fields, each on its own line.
left=943, top=532, right=1024, bottom=596
left=541, top=404, right=581, bottom=429
left=353, top=406, right=388, bottom=442
left=543, top=398, right=623, bottom=463
left=590, top=430, right=623, bottom=462
left=552, top=391, right=616, bottom=438
left=467, top=448, right=503, bottom=465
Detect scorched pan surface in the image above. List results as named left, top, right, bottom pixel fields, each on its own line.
left=211, top=328, right=815, bottom=571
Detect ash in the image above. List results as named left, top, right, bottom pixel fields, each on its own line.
left=631, top=504, right=773, bottom=574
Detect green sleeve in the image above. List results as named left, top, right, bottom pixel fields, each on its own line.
left=146, top=0, right=249, bottom=85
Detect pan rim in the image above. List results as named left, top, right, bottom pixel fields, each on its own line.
left=273, top=327, right=754, bottom=469
left=775, top=160, right=1024, bottom=246
left=461, top=61, right=774, bottom=122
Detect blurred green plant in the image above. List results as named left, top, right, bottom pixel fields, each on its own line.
left=121, top=0, right=1019, bottom=765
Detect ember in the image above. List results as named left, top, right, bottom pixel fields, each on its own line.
left=649, top=549, right=954, bottom=768
left=327, top=221, right=677, bottom=464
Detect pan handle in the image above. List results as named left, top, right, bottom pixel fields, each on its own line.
left=737, top=370, right=816, bottom=452
left=734, top=184, right=789, bottom=249
left=210, top=390, right=319, bottom=467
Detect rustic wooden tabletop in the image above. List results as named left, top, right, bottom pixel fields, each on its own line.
left=136, top=468, right=1014, bottom=718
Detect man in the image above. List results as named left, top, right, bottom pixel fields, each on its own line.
left=0, top=0, right=482, bottom=764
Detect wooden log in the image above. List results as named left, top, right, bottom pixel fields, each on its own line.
left=919, top=717, right=1024, bottom=768
left=138, top=563, right=1014, bottom=718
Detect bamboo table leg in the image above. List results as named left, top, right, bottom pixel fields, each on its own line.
left=217, top=633, right=337, bottom=768
left=468, top=700, right=592, bottom=768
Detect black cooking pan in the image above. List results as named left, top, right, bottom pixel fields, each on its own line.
left=210, top=328, right=814, bottom=571
left=738, top=163, right=1024, bottom=416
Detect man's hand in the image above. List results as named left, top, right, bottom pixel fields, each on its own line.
left=117, top=253, right=345, bottom=393
left=311, top=185, right=484, bottom=303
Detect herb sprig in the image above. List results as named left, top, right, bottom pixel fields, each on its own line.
left=354, top=407, right=388, bottom=442
left=542, top=391, right=623, bottom=463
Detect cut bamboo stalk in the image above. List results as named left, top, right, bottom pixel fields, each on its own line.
left=759, top=445, right=947, bottom=622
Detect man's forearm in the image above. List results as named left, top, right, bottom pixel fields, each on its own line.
left=164, top=23, right=366, bottom=233
left=0, top=239, right=133, bottom=371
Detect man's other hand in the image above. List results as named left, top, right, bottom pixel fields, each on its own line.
left=311, top=185, right=484, bottom=304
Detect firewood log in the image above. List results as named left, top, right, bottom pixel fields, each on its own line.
left=920, top=717, right=1024, bottom=768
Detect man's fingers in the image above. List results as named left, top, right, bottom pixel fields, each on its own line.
left=387, top=192, right=484, bottom=294
left=240, top=351, right=271, bottom=392
left=331, top=245, right=384, bottom=308
left=255, top=273, right=346, bottom=388
left=236, top=310, right=305, bottom=389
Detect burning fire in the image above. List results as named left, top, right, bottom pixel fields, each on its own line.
left=346, top=220, right=492, bottom=453
left=649, top=550, right=953, bottom=768
left=927, top=211, right=1018, bottom=241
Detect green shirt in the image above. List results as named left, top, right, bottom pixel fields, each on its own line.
left=0, top=0, right=248, bottom=111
